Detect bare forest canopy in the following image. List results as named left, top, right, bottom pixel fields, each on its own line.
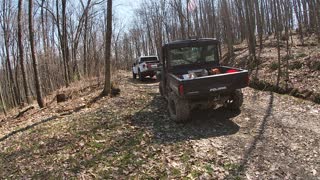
left=0, top=0, right=320, bottom=112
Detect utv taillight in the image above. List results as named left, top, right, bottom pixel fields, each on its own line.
left=226, top=69, right=238, bottom=73
left=179, top=84, right=184, bottom=95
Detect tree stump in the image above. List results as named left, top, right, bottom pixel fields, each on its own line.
left=110, top=88, right=121, bottom=97
left=57, top=94, right=68, bottom=103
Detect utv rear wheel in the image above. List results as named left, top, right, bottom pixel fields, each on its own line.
left=168, top=92, right=190, bottom=123
left=226, top=90, right=243, bottom=110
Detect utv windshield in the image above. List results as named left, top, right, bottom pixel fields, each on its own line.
left=168, top=45, right=219, bottom=66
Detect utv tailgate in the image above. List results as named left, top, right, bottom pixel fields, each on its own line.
left=171, top=70, right=249, bottom=98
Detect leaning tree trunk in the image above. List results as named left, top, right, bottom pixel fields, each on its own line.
left=28, top=0, right=44, bottom=108
left=102, top=0, right=113, bottom=96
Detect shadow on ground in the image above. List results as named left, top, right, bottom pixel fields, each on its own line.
left=131, top=94, right=241, bottom=144
left=226, top=92, right=275, bottom=178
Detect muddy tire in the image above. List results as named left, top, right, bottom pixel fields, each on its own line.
left=168, top=92, right=190, bottom=123
left=226, top=90, right=244, bottom=110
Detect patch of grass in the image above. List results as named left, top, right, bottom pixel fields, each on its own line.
left=296, top=53, right=308, bottom=59
left=88, top=141, right=104, bottom=149
left=181, top=153, right=190, bottom=163
left=190, top=169, right=202, bottom=178
left=269, top=62, right=280, bottom=71
left=223, top=162, right=240, bottom=171
left=312, top=61, right=320, bottom=71
left=283, top=54, right=294, bottom=61
left=248, top=62, right=259, bottom=71
left=289, top=61, right=303, bottom=70
left=120, top=152, right=135, bottom=165
left=171, top=167, right=181, bottom=177
left=125, top=137, right=140, bottom=147
left=204, top=164, right=214, bottom=174
left=313, top=94, right=320, bottom=104
left=233, top=175, right=243, bottom=180
left=99, top=169, right=113, bottom=179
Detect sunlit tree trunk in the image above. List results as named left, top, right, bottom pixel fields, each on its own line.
left=18, top=0, right=31, bottom=104
left=29, top=0, right=44, bottom=108
left=0, top=84, right=7, bottom=116
left=102, top=0, right=113, bottom=96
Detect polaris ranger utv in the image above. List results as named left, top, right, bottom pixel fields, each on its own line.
left=158, top=38, right=249, bottom=122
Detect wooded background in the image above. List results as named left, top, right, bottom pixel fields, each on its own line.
left=0, top=0, right=319, bottom=113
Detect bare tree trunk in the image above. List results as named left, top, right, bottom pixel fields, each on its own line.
left=18, top=0, right=31, bottom=104
left=175, top=0, right=186, bottom=39
left=41, top=0, right=54, bottom=92
left=62, top=0, right=71, bottom=84
left=244, top=0, right=257, bottom=69
left=3, top=32, right=19, bottom=106
left=255, top=0, right=263, bottom=51
left=284, top=1, right=291, bottom=90
left=0, top=84, right=7, bottom=116
left=56, top=0, right=70, bottom=87
left=211, top=0, right=216, bottom=38
left=29, top=0, right=44, bottom=108
left=274, top=0, right=281, bottom=88
left=221, top=0, right=234, bottom=57
left=83, top=9, right=89, bottom=77
left=102, top=0, right=112, bottom=96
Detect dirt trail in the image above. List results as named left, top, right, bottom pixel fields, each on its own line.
left=0, top=72, right=319, bottom=179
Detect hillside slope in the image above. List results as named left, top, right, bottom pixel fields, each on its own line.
left=224, top=33, right=320, bottom=103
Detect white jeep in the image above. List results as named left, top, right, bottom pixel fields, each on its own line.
left=132, top=56, right=160, bottom=80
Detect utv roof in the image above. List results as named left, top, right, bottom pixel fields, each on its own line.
left=164, top=38, right=220, bottom=48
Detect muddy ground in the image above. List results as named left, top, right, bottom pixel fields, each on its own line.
left=0, top=72, right=319, bottom=179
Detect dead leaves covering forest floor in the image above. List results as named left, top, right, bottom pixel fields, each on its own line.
left=0, top=72, right=320, bottom=179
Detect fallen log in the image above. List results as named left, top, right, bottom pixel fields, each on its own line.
left=15, top=106, right=35, bottom=119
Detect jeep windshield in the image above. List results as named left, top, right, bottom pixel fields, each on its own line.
left=168, top=44, right=219, bottom=66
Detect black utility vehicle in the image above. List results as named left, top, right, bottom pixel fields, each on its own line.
left=158, top=38, right=249, bottom=122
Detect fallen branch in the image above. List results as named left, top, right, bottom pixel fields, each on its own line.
left=15, top=106, right=35, bottom=119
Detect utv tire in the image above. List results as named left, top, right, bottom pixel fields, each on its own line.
left=226, top=90, right=243, bottom=110
left=168, top=92, right=190, bottom=123
left=133, top=72, right=137, bottom=79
